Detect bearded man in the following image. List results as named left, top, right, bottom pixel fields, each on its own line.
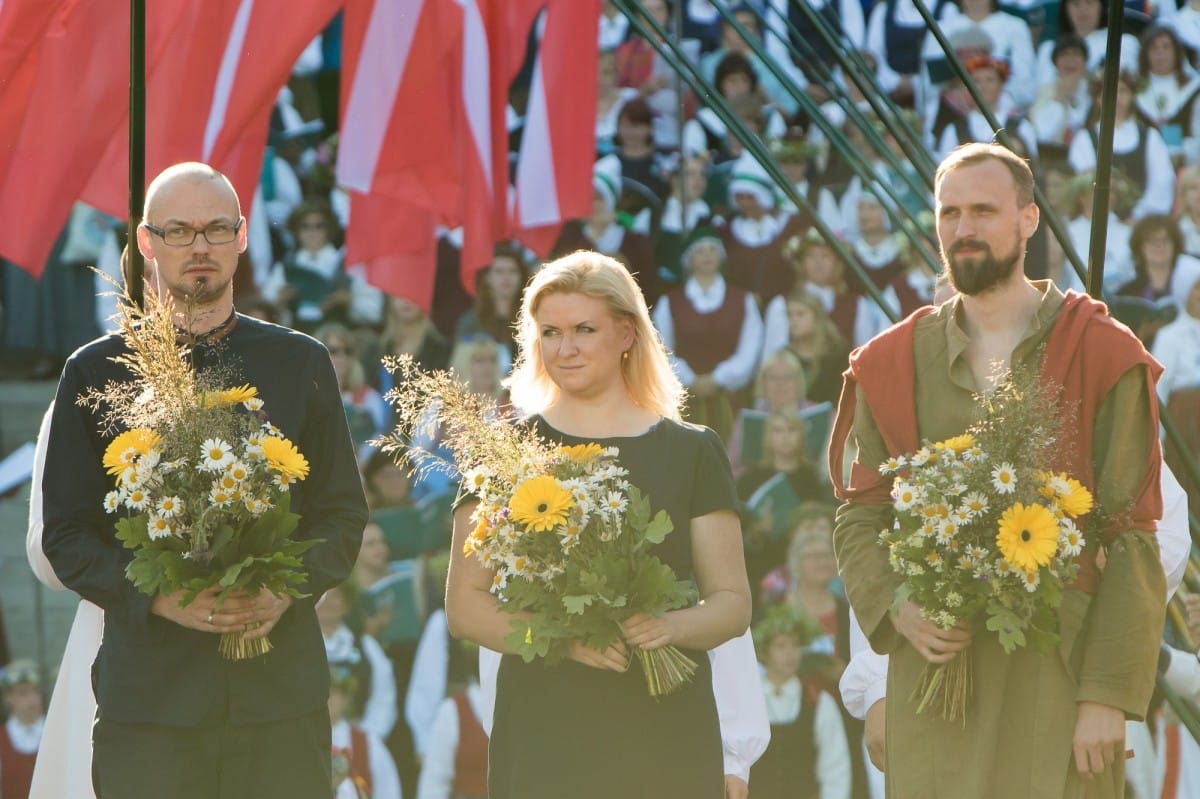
left=829, top=143, right=1166, bottom=798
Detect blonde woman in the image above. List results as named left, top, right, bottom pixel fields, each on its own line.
left=446, top=251, right=751, bottom=799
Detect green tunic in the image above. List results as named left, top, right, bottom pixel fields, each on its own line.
left=834, top=284, right=1166, bottom=799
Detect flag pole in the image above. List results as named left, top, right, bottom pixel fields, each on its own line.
left=1085, top=0, right=1125, bottom=299
left=127, top=0, right=146, bottom=306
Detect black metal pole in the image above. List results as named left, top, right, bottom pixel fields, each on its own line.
left=127, top=0, right=146, bottom=307
left=1085, top=1, right=1125, bottom=299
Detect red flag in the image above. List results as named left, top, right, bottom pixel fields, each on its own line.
left=0, top=0, right=71, bottom=181
left=82, top=0, right=342, bottom=219
left=0, top=0, right=340, bottom=276
left=513, top=0, right=601, bottom=256
left=338, top=0, right=545, bottom=297
left=345, top=191, right=439, bottom=312
left=0, top=0, right=136, bottom=275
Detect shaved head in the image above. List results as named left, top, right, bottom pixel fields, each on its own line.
left=143, top=162, right=240, bottom=223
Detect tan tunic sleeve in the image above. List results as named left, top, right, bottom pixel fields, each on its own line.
left=1076, top=366, right=1167, bottom=719
left=833, top=384, right=905, bottom=654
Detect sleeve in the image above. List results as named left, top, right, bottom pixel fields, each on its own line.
left=814, top=692, right=852, bottom=799
left=691, top=427, right=741, bottom=518
left=1076, top=367, right=1167, bottom=719
left=406, top=609, right=450, bottom=757
left=1158, top=462, right=1190, bottom=600
left=26, top=403, right=64, bottom=591
left=346, top=267, right=386, bottom=326
left=865, top=5, right=901, bottom=93
left=1131, top=128, right=1176, bottom=219
left=1067, top=129, right=1098, bottom=176
left=295, top=345, right=371, bottom=596
left=653, top=295, right=697, bottom=387
left=414, top=698, right=459, bottom=799
left=477, top=647, right=502, bottom=736
left=839, top=610, right=889, bottom=720
left=708, top=629, right=770, bottom=781
left=362, top=634, right=398, bottom=739
left=760, top=296, right=789, bottom=359
left=367, top=729, right=404, bottom=799
left=839, top=0, right=866, bottom=48
left=42, top=351, right=156, bottom=627
left=1003, top=18, right=1037, bottom=111
left=1152, top=326, right=1180, bottom=400
left=1163, top=646, right=1200, bottom=703
left=711, top=294, right=764, bottom=392
left=832, top=386, right=905, bottom=654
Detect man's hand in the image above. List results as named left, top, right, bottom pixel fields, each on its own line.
left=724, top=775, right=748, bottom=799
left=1073, top=701, right=1125, bottom=779
left=865, top=698, right=886, bottom=772
left=241, top=586, right=293, bottom=641
left=891, top=600, right=972, bottom=663
left=151, top=584, right=258, bottom=633
left=150, top=584, right=292, bottom=639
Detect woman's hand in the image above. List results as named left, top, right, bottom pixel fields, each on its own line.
left=568, top=640, right=630, bottom=672
left=891, top=600, right=972, bottom=664
left=621, top=611, right=675, bottom=652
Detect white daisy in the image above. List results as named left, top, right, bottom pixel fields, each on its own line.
left=147, top=515, right=172, bottom=540
left=908, top=447, right=934, bottom=467
left=209, top=486, right=233, bottom=507
left=243, top=398, right=265, bottom=412
left=273, top=472, right=296, bottom=491
left=157, top=496, right=183, bottom=518
left=125, top=488, right=149, bottom=511
left=893, top=482, right=920, bottom=512
left=880, top=455, right=907, bottom=475
left=225, top=460, right=250, bottom=483
left=961, top=492, right=989, bottom=517
left=1020, top=570, right=1040, bottom=592
left=1059, top=519, right=1085, bottom=557
left=200, top=439, right=235, bottom=472
left=103, top=491, right=123, bottom=513
left=603, top=491, right=628, bottom=514
left=990, top=463, right=1017, bottom=494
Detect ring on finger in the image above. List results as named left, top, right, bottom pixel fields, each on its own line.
left=206, top=613, right=214, bottom=625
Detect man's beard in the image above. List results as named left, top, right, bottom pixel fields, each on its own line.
left=943, top=238, right=1022, bottom=296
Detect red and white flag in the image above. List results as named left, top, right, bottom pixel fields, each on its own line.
left=513, top=0, right=601, bottom=257
left=0, top=0, right=339, bottom=277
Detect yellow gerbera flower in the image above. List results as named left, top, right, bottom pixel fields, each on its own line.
left=260, top=436, right=310, bottom=479
left=200, top=384, right=258, bottom=409
left=996, top=502, right=1060, bottom=572
left=560, top=443, right=605, bottom=463
left=1054, top=475, right=1094, bottom=518
left=102, top=428, right=161, bottom=475
left=935, top=434, right=975, bottom=455
left=508, top=475, right=573, bottom=532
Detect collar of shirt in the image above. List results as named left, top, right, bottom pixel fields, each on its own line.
left=854, top=236, right=899, bottom=268
left=683, top=275, right=728, bottom=312
left=590, top=223, right=627, bottom=255
left=324, top=624, right=361, bottom=663
left=760, top=675, right=802, bottom=724
left=293, top=244, right=343, bottom=278
left=5, top=716, right=44, bottom=754
left=944, top=279, right=1064, bottom=391
left=730, top=213, right=785, bottom=247
left=661, top=197, right=712, bottom=233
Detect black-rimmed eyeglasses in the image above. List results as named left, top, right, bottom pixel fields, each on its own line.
left=142, top=218, right=244, bottom=247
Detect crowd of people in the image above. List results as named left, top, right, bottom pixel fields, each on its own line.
left=6, top=1, right=1200, bottom=798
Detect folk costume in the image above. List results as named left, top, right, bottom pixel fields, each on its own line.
left=829, top=284, right=1166, bottom=798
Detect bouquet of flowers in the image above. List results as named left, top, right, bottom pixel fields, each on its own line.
left=80, top=287, right=318, bottom=660
left=377, top=356, right=698, bottom=696
left=878, top=371, right=1092, bottom=722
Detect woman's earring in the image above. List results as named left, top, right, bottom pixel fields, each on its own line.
left=622, top=351, right=630, bottom=360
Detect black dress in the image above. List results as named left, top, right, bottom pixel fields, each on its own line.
left=488, top=417, right=738, bottom=799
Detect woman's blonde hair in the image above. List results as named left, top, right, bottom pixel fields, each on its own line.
left=760, top=410, right=809, bottom=466
left=785, top=291, right=845, bottom=358
left=505, top=250, right=683, bottom=419
left=754, top=349, right=809, bottom=406
left=314, top=322, right=365, bottom=393
left=1177, top=164, right=1200, bottom=216
left=449, top=337, right=506, bottom=399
